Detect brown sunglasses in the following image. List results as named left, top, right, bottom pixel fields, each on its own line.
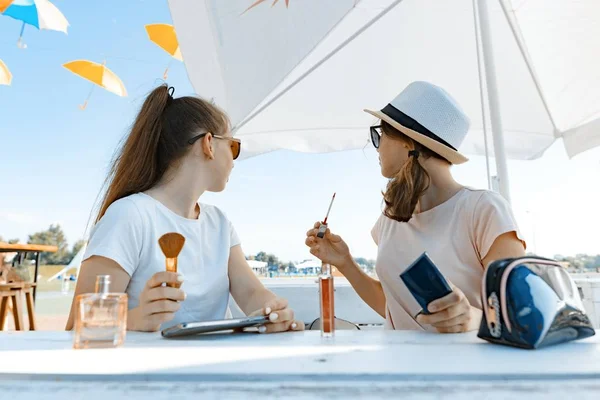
left=188, top=133, right=242, bottom=160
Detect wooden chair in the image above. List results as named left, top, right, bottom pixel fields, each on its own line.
left=0, top=283, right=36, bottom=331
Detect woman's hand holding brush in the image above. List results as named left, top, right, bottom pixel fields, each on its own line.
left=127, top=271, right=186, bottom=332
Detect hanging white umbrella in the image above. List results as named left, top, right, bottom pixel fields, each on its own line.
left=169, top=0, right=600, bottom=200
left=1, top=0, right=69, bottom=48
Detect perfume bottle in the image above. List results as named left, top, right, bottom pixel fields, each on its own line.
left=73, top=275, right=127, bottom=349
left=318, top=262, right=335, bottom=337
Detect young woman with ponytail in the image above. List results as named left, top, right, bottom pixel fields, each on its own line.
left=306, top=82, right=526, bottom=333
left=67, top=85, right=303, bottom=333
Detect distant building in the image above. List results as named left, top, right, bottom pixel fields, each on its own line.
left=295, top=259, right=321, bottom=275
left=246, top=259, right=268, bottom=276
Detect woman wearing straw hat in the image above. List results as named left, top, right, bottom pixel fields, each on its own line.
left=305, top=81, right=526, bottom=333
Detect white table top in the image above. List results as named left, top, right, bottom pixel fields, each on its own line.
left=2, top=330, right=600, bottom=399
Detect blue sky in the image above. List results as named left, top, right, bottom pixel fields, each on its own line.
left=1, top=0, right=599, bottom=262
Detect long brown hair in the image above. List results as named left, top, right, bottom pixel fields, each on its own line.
left=381, top=121, right=447, bottom=222
left=95, top=84, right=229, bottom=223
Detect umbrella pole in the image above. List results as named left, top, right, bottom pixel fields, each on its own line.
left=476, top=0, right=511, bottom=204
left=79, top=84, right=96, bottom=110
left=17, top=23, right=26, bottom=49
left=163, top=59, right=173, bottom=80
left=472, top=0, right=492, bottom=191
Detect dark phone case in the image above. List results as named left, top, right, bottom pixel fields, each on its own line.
left=400, top=252, right=452, bottom=315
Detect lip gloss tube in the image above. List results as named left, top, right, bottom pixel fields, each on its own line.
left=316, top=193, right=337, bottom=337
left=319, top=262, right=335, bottom=337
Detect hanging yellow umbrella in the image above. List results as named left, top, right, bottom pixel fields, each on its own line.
left=63, top=60, right=127, bottom=110
left=0, top=59, right=12, bottom=86
left=145, top=23, right=182, bottom=79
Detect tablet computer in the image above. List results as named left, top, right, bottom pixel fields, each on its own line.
left=161, top=315, right=270, bottom=338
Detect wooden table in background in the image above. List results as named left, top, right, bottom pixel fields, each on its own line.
left=0, top=243, right=58, bottom=301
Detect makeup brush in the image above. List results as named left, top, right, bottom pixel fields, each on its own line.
left=158, top=232, right=185, bottom=288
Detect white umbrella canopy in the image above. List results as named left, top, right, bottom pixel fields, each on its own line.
left=168, top=0, right=600, bottom=161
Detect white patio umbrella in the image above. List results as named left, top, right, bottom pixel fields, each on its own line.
left=168, top=0, right=600, bottom=201
left=47, top=243, right=86, bottom=282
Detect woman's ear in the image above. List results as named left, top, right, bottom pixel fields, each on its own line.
left=202, top=133, right=215, bottom=160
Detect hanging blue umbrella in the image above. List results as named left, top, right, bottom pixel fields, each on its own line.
left=1, top=0, right=69, bottom=48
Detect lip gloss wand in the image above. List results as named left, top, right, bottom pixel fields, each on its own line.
left=318, top=193, right=336, bottom=338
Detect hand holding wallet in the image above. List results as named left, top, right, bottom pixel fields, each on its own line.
left=400, top=252, right=452, bottom=315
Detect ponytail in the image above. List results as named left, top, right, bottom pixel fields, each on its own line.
left=95, top=84, right=229, bottom=223
left=381, top=121, right=443, bottom=222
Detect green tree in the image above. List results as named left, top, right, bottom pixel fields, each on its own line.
left=254, top=252, right=280, bottom=266
left=255, top=251, right=268, bottom=262
left=27, top=224, right=70, bottom=265
left=0, top=236, right=20, bottom=244
left=266, top=254, right=279, bottom=267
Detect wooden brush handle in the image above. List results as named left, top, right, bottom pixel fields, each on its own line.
left=166, top=258, right=180, bottom=288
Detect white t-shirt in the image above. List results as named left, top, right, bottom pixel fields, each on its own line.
left=83, top=193, right=240, bottom=329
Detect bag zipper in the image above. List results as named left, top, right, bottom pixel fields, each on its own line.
left=481, top=259, right=509, bottom=338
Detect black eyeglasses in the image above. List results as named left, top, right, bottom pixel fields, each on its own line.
left=370, top=125, right=382, bottom=149
left=188, top=133, right=242, bottom=160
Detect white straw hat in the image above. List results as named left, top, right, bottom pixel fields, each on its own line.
left=364, top=81, right=470, bottom=164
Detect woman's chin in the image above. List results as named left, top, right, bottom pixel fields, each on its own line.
left=208, top=181, right=227, bottom=193
left=381, top=167, right=393, bottom=179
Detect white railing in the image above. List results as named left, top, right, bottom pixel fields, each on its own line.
left=229, top=274, right=600, bottom=329
left=230, top=277, right=384, bottom=327
left=573, top=273, right=600, bottom=328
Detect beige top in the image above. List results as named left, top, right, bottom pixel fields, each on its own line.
left=371, top=188, right=525, bottom=331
